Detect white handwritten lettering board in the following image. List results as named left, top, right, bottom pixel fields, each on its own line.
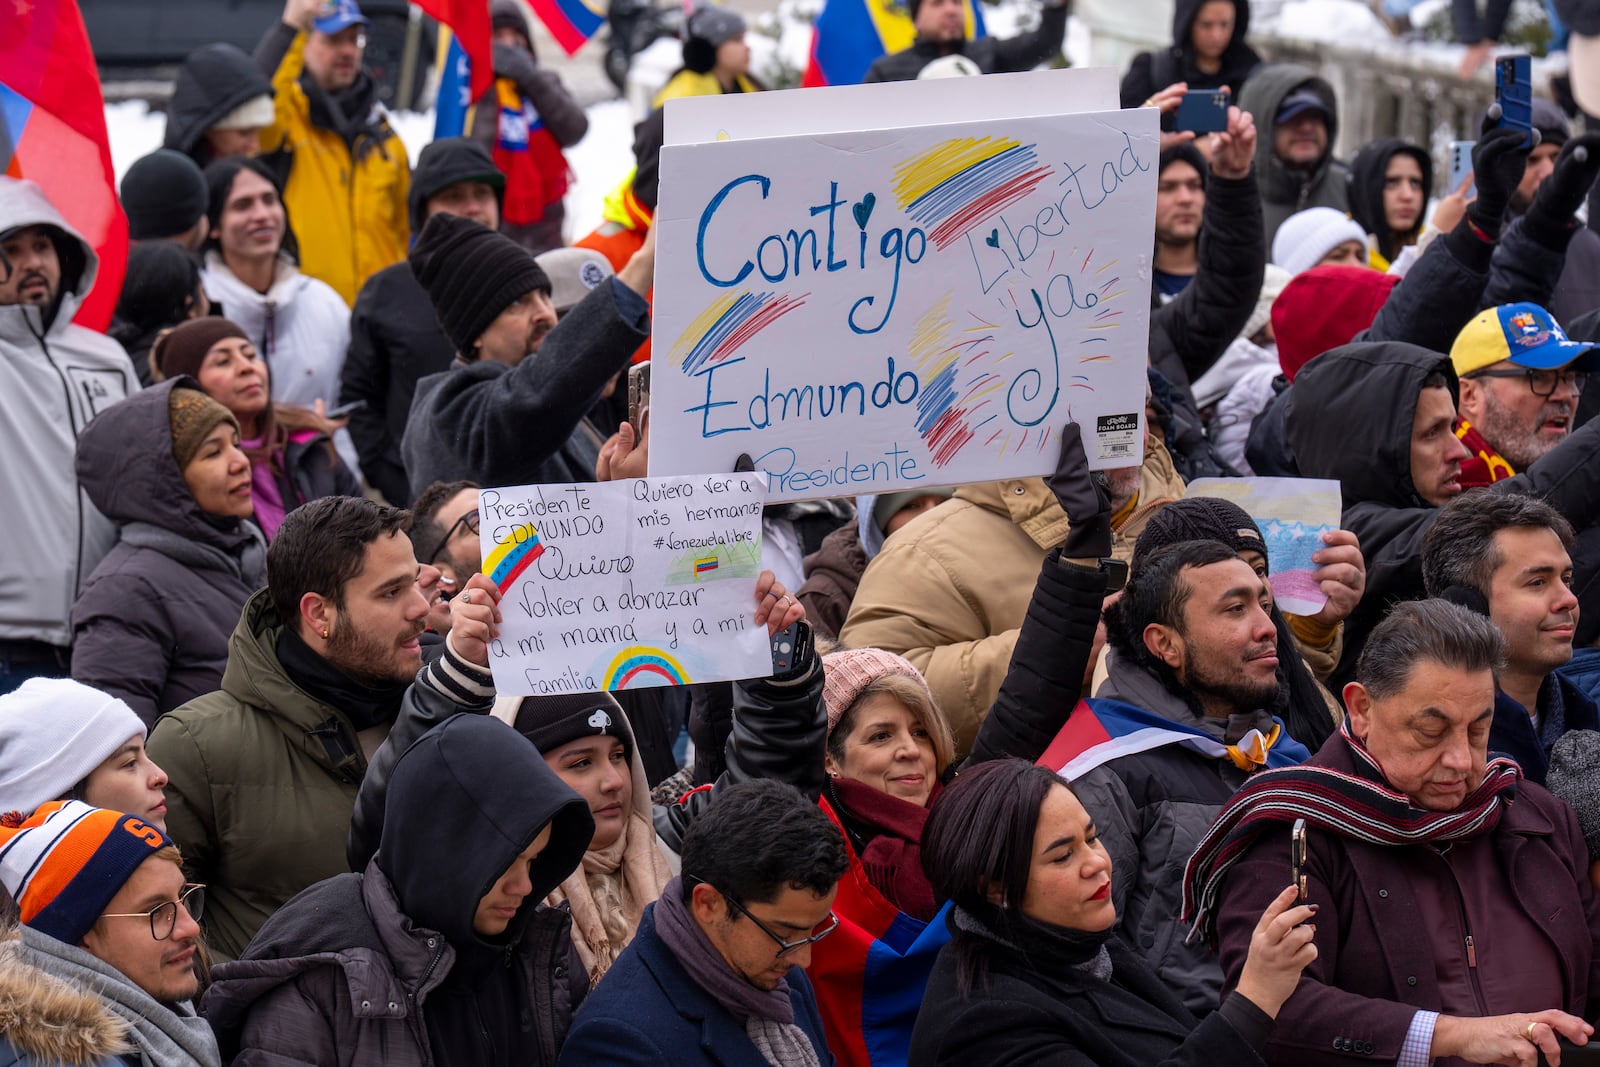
left=649, top=104, right=1157, bottom=502
left=477, top=475, right=773, bottom=695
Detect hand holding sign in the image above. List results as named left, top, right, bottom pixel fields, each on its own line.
left=447, top=573, right=503, bottom=669
left=478, top=474, right=773, bottom=694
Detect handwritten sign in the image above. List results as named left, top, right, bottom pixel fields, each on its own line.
left=649, top=99, right=1158, bottom=502
left=1187, top=478, right=1344, bottom=617
left=477, top=475, right=773, bottom=695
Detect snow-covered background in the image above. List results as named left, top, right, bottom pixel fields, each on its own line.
left=101, top=0, right=1537, bottom=241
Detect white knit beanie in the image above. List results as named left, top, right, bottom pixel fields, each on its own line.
left=1271, top=207, right=1369, bottom=277
left=1243, top=264, right=1293, bottom=343
left=0, top=678, right=147, bottom=816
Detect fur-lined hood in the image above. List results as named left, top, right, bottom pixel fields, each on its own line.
left=0, top=932, right=131, bottom=1065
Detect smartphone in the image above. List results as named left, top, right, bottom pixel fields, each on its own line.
left=628, top=362, right=651, bottom=437
left=1291, top=818, right=1308, bottom=906
left=770, top=619, right=812, bottom=675
left=1448, top=140, right=1477, bottom=199
left=1495, top=55, right=1533, bottom=148
left=1174, top=89, right=1231, bottom=134
left=324, top=399, right=367, bottom=419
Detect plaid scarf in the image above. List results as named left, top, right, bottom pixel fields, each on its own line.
left=1181, top=719, right=1522, bottom=948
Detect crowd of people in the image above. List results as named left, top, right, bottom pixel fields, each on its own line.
left=11, top=0, right=1600, bottom=1063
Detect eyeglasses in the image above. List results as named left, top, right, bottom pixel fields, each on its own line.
left=1464, top=367, right=1587, bottom=399
left=426, top=510, right=480, bottom=568
left=102, top=884, right=205, bottom=941
left=719, top=890, right=839, bottom=957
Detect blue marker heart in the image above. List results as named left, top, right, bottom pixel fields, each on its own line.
left=985, top=228, right=1000, bottom=249
left=852, top=192, right=876, bottom=230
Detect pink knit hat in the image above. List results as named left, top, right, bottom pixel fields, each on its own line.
left=822, top=648, right=956, bottom=772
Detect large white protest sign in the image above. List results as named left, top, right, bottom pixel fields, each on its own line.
left=663, top=67, right=1119, bottom=144
left=477, top=475, right=773, bottom=695
left=650, top=100, right=1158, bottom=502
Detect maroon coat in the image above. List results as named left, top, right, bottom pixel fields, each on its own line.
left=1214, top=738, right=1600, bottom=1066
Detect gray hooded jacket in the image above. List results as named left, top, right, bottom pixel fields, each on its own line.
left=0, top=178, right=139, bottom=647
left=70, top=377, right=267, bottom=726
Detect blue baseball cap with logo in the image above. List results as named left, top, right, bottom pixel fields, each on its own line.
left=1451, top=302, right=1600, bottom=376
left=313, top=0, right=370, bottom=35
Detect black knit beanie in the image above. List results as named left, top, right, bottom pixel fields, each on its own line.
left=511, top=692, right=634, bottom=759
left=1133, top=497, right=1268, bottom=571
left=121, top=149, right=209, bottom=240
left=408, top=213, right=552, bottom=357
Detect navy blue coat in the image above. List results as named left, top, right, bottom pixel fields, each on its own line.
left=558, top=904, right=835, bottom=1067
left=1489, top=673, right=1600, bottom=785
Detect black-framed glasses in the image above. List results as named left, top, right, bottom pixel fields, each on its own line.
left=1464, top=367, right=1587, bottom=399
left=426, top=510, right=480, bottom=568
left=720, top=891, right=839, bottom=957
left=102, top=884, right=205, bottom=941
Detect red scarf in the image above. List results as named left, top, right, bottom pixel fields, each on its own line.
left=492, top=78, right=571, bottom=226
left=1455, top=418, right=1516, bottom=488
left=829, top=777, right=941, bottom=922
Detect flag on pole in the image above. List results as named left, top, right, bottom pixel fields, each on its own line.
left=801, top=0, right=986, bottom=87
left=0, top=0, right=126, bottom=330
left=414, top=0, right=494, bottom=101
left=432, top=30, right=475, bottom=140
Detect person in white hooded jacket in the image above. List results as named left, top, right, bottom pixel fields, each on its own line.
left=0, top=177, right=139, bottom=695
left=198, top=157, right=361, bottom=478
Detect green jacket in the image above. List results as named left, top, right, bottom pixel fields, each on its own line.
left=149, top=590, right=377, bottom=962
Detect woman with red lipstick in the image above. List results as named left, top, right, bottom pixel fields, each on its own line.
left=68, top=379, right=266, bottom=726
left=151, top=317, right=360, bottom=540
left=909, top=759, right=1315, bottom=1066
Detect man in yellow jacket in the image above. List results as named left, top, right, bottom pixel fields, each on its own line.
left=255, top=0, right=411, bottom=306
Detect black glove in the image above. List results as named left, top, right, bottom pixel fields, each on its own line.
left=1529, top=132, right=1600, bottom=231
left=1468, top=125, right=1538, bottom=238
left=1047, top=423, right=1113, bottom=559
left=734, top=453, right=756, bottom=473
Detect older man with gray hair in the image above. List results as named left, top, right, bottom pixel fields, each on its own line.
left=1190, top=598, right=1600, bottom=1066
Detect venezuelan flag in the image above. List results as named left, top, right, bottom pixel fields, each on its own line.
left=802, top=0, right=986, bottom=87
left=1, top=0, right=126, bottom=331
left=807, top=798, right=953, bottom=1067
left=529, top=0, right=609, bottom=56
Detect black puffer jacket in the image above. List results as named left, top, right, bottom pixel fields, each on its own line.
left=1148, top=170, right=1265, bottom=397
left=1288, top=341, right=1600, bottom=689
left=1119, top=0, right=1262, bottom=114
left=862, top=0, right=1068, bottom=82
left=1237, top=64, right=1349, bottom=246
left=163, top=43, right=275, bottom=165
left=1346, top=138, right=1431, bottom=265
left=70, top=378, right=266, bottom=726
left=206, top=714, right=594, bottom=1067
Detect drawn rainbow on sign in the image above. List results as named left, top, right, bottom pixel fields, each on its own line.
left=892, top=137, right=1052, bottom=251
left=482, top=523, right=546, bottom=593
left=672, top=290, right=810, bottom=374
left=604, top=645, right=691, bottom=689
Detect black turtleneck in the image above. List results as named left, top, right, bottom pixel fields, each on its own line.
left=274, top=627, right=408, bottom=730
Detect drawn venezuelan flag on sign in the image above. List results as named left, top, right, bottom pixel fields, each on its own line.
left=482, top=523, right=546, bottom=593
left=891, top=136, right=1053, bottom=251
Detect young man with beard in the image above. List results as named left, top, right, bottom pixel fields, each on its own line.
left=1423, top=493, right=1599, bottom=784
left=0, top=179, right=139, bottom=695
left=1068, top=539, right=1311, bottom=1016
left=1152, top=145, right=1207, bottom=300
left=0, top=802, right=220, bottom=1067
left=1451, top=303, right=1600, bottom=487
left=147, top=495, right=478, bottom=961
